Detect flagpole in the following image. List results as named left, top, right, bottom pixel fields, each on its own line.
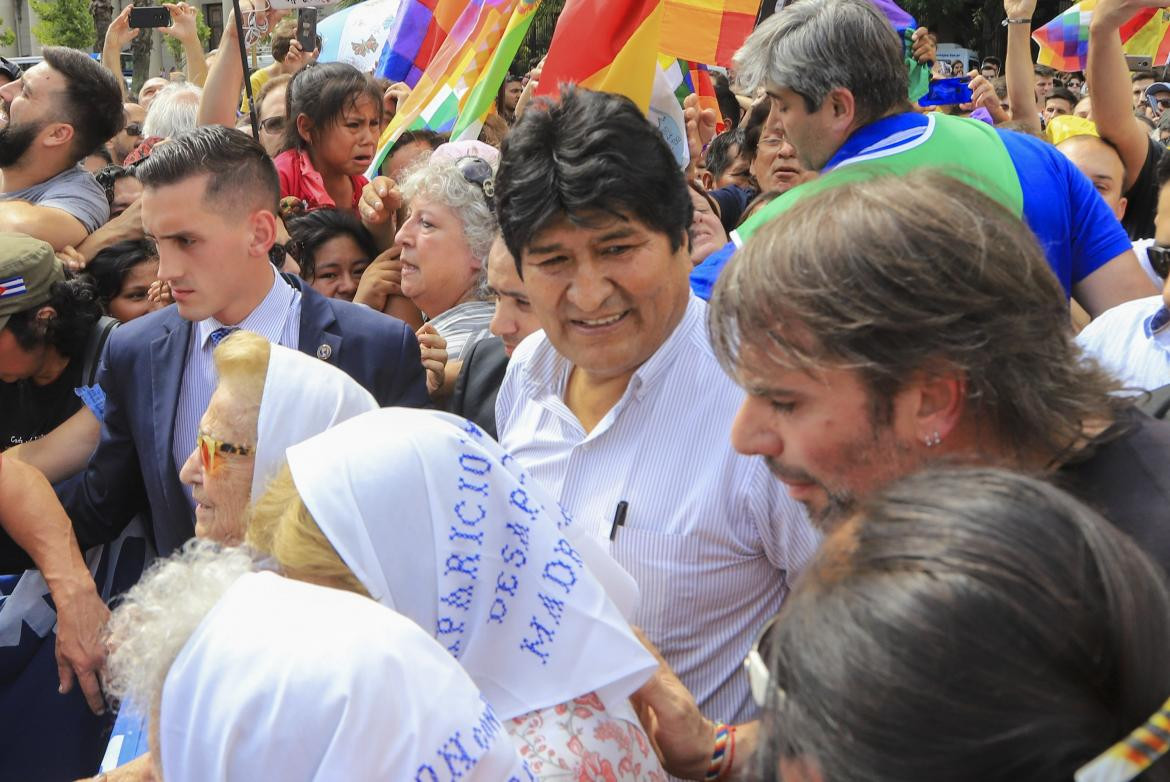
left=232, top=0, right=260, bottom=142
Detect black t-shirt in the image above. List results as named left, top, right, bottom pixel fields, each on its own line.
left=0, top=356, right=82, bottom=451
left=1122, top=137, right=1164, bottom=241
left=1057, top=408, right=1170, bottom=574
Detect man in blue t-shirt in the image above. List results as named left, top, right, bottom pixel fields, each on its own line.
left=692, top=0, right=1157, bottom=318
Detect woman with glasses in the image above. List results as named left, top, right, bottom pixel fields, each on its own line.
left=751, top=468, right=1170, bottom=782
left=396, top=141, right=499, bottom=363
left=253, top=73, right=291, bottom=157
left=274, top=62, right=381, bottom=214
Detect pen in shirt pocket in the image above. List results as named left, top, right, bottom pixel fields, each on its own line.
left=609, top=500, right=629, bottom=541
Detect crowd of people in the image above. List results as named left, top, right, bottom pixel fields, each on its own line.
left=0, top=0, right=1168, bottom=779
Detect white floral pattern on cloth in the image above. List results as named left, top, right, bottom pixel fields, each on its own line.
left=508, top=692, right=667, bottom=781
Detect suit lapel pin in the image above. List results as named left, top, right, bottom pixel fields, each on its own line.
left=316, top=343, right=332, bottom=361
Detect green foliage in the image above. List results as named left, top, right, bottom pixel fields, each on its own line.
left=0, top=16, right=14, bottom=49
left=164, top=10, right=212, bottom=66
left=30, top=0, right=96, bottom=51
left=516, top=0, right=565, bottom=73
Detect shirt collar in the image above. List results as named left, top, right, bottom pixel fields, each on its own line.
left=522, top=294, right=706, bottom=405
left=823, top=112, right=929, bottom=173
left=196, top=265, right=294, bottom=349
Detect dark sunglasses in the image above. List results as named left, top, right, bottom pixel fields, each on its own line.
left=268, top=239, right=303, bottom=270
left=1148, top=244, right=1170, bottom=280
left=259, top=115, right=286, bottom=134
left=0, top=58, right=22, bottom=84
left=456, top=156, right=495, bottom=212
left=124, top=122, right=143, bottom=137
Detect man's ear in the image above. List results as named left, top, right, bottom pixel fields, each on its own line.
left=825, top=87, right=857, bottom=133
left=34, top=305, right=58, bottom=322
left=247, top=209, right=278, bottom=261
left=41, top=122, right=75, bottom=153
left=908, top=366, right=966, bottom=447
left=699, top=170, right=715, bottom=190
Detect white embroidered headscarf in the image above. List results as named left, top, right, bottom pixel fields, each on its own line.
left=159, top=571, right=533, bottom=782
left=249, top=343, right=377, bottom=502
left=284, top=408, right=656, bottom=719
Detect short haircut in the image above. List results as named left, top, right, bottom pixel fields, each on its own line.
left=83, top=239, right=158, bottom=311
left=732, top=0, right=908, bottom=126
left=400, top=154, right=498, bottom=298
left=1046, top=87, right=1078, bottom=107
left=388, top=129, right=445, bottom=157
left=704, top=127, right=746, bottom=179
left=1132, top=69, right=1156, bottom=83
left=1034, top=64, right=1056, bottom=78
left=142, top=83, right=202, bottom=139
left=286, top=208, right=378, bottom=280
left=281, top=63, right=382, bottom=154
left=981, top=56, right=1001, bottom=69
left=739, top=98, right=773, bottom=163
left=41, top=46, right=125, bottom=163
left=136, top=125, right=280, bottom=216
left=759, top=467, right=1170, bottom=781
left=495, top=86, right=692, bottom=273
left=710, top=169, right=1126, bottom=458
left=255, top=74, right=292, bottom=120
left=6, top=275, right=102, bottom=360
left=711, top=71, right=743, bottom=128
left=270, top=18, right=297, bottom=63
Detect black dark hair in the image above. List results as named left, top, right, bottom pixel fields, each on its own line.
left=1033, top=64, right=1056, bottom=78
left=739, top=99, right=773, bottom=164
left=281, top=62, right=383, bottom=154
left=136, top=125, right=280, bottom=214
left=6, top=275, right=102, bottom=360
left=1155, top=145, right=1170, bottom=187
left=759, top=467, right=1170, bottom=782
left=1133, top=69, right=1156, bottom=83
left=496, top=86, right=692, bottom=273
left=710, top=71, right=742, bottom=129
left=285, top=208, right=378, bottom=280
left=41, top=46, right=125, bottom=163
left=82, top=239, right=157, bottom=311
left=1047, top=87, right=1078, bottom=107
left=388, top=128, right=445, bottom=157
left=981, top=56, right=1001, bottom=69
left=93, top=164, right=138, bottom=208
left=704, top=128, right=745, bottom=179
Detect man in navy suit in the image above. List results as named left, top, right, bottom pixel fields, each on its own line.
left=57, top=126, right=429, bottom=556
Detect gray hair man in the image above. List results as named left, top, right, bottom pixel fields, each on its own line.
left=690, top=0, right=1156, bottom=318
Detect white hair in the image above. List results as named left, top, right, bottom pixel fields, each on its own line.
left=103, top=541, right=258, bottom=714
left=400, top=155, right=498, bottom=299
left=142, top=83, right=203, bottom=139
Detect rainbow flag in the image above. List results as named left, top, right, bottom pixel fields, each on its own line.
left=658, top=56, right=725, bottom=133
left=1034, top=1, right=1170, bottom=72
left=535, top=0, right=664, bottom=111
left=451, top=0, right=542, bottom=140
left=375, top=0, right=467, bottom=86
left=367, top=0, right=530, bottom=176
left=658, top=0, right=757, bottom=68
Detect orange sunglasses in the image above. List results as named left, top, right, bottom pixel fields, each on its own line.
left=197, top=430, right=253, bottom=473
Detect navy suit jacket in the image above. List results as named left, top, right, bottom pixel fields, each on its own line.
left=58, top=274, right=429, bottom=556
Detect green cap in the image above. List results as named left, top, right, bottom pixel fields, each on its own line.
left=0, top=233, right=64, bottom=333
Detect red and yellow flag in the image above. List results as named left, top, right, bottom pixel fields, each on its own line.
left=659, top=0, right=758, bottom=67
left=535, top=0, right=664, bottom=111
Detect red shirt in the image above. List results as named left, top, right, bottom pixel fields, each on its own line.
left=273, top=149, right=367, bottom=213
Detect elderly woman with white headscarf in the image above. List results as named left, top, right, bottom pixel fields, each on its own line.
left=176, top=330, right=377, bottom=544
left=103, top=542, right=534, bottom=781
left=245, top=408, right=667, bottom=779
left=396, top=140, right=499, bottom=363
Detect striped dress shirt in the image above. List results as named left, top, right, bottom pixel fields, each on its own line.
left=428, top=300, right=495, bottom=361
left=1077, top=295, right=1170, bottom=392
left=496, top=295, right=821, bottom=723
left=172, top=267, right=301, bottom=505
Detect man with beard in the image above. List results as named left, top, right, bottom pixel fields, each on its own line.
left=0, top=48, right=124, bottom=251
left=629, top=169, right=1170, bottom=780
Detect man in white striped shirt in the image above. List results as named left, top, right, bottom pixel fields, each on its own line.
left=493, top=87, right=819, bottom=728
